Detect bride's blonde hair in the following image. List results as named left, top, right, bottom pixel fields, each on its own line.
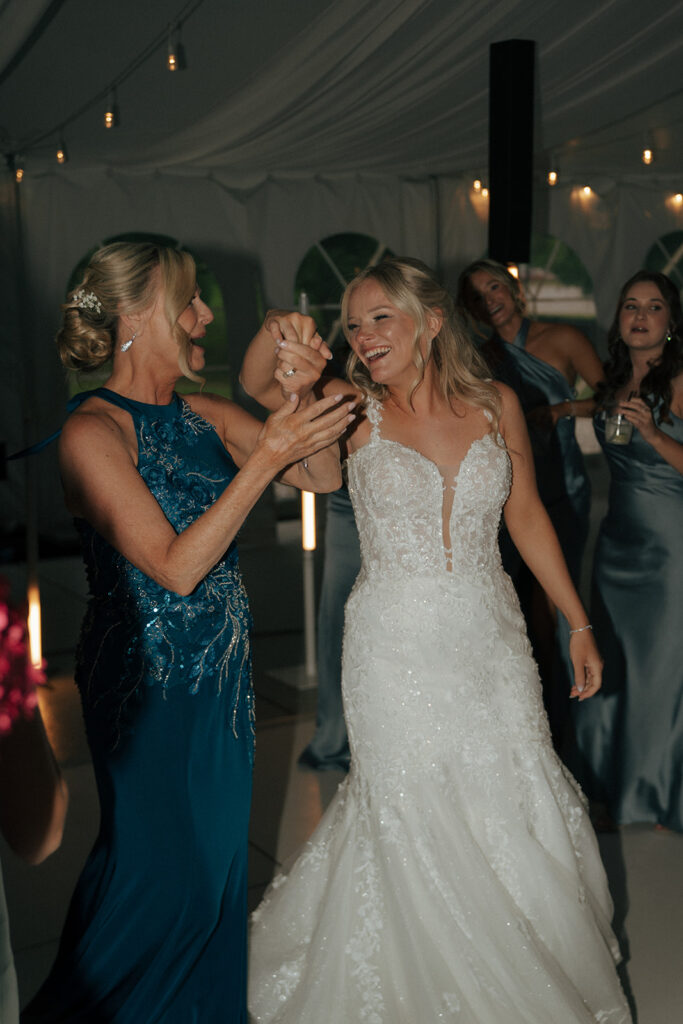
left=342, top=257, right=500, bottom=429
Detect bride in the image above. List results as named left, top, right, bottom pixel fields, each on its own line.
left=240, top=258, right=631, bottom=1023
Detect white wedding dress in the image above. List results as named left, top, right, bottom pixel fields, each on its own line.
left=248, top=400, right=631, bottom=1023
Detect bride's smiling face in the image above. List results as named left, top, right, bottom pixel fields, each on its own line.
left=345, top=279, right=422, bottom=386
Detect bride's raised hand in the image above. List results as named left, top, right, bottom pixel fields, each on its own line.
left=264, top=310, right=332, bottom=398
left=256, top=392, right=355, bottom=469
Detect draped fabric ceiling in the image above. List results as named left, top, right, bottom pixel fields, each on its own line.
left=1, top=0, right=682, bottom=533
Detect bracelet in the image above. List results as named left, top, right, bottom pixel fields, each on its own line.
left=569, top=624, right=592, bottom=635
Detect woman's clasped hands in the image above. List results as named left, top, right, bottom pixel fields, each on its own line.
left=257, top=389, right=355, bottom=469
left=264, top=310, right=332, bottom=397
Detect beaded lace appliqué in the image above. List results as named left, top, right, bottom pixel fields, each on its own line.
left=76, top=397, right=255, bottom=752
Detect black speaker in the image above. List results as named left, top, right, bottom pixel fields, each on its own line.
left=488, top=40, right=535, bottom=265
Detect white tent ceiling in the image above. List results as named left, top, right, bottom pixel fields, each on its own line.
left=1, top=0, right=682, bottom=182
left=1, top=0, right=682, bottom=539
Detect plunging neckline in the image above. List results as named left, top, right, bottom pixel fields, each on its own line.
left=349, top=431, right=496, bottom=490
left=349, top=432, right=499, bottom=574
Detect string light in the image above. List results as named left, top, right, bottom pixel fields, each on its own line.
left=14, top=157, right=24, bottom=182
left=672, top=193, right=683, bottom=206
left=642, top=147, right=653, bottom=166
left=547, top=169, right=558, bottom=186
left=104, top=89, right=117, bottom=129
left=4, top=0, right=206, bottom=166
left=481, top=186, right=489, bottom=198
left=507, top=264, right=519, bottom=279
left=582, top=185, right=592, bottom=197
left=167, top=27, right=178, bottom=71
left=56, top=139, right=68, bottom=164
left=473, top=178, right=482, bottom=192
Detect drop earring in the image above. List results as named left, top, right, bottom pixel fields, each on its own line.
left=121, top=331, right=137, bottom=352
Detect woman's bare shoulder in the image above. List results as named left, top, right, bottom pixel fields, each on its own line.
left=670, top=372, right=683, bottom=415
left=60, top=397, right=129, bottom=450
left=491, top=379, right=521, bottom=411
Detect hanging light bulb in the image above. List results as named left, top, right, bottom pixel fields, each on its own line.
left=104, top=89, right=117, bottom=128
left=167, top=27, right=178, bottom=71
left=15, top=164, right=24, bottom=183
left=673, top=193, right=683, bottom=206
left=473, top=178, right=482, bottom=192
left=547, top=169, right=558, bottom=186
left=56, top=139, right=68, bottom=164
left=507, top=264, right=519, bottom=279
left=642, top=147, right=653, bottom=165
left=582, top=185, right=592, bottom=197
left=481, top=186, right=489, bottom=198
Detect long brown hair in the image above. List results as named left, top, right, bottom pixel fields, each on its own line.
left=597, top=270, right=683, bottom=424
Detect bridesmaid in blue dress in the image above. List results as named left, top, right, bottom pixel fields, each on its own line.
left=457, top=260, right=603, bottom=749
left=21, top=242, right=353, bottom=1023
left=573, top=271, right=683, bottom=831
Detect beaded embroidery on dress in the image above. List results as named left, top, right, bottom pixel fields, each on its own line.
left=249, top=398, right=631, bottom=1023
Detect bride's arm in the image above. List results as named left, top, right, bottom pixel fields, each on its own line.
left=240, top=310, right=334, bottom=411
left=497, top=383, right=602, bottom=700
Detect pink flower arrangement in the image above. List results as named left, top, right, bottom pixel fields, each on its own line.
left=0, top=582, right=45, bottom=735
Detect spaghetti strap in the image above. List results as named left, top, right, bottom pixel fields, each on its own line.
left=364, top=396, right=383, bottom=439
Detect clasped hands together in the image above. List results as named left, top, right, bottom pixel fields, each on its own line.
left=265, top=310, right=333, bottom=397
left=256, top=311, right=353, bottom=468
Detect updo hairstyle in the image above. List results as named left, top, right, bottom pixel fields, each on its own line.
left=57, top=242, right=199, bottom=380
left=342, top=256, right=500, bottom=427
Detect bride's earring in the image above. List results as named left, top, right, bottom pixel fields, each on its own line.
left=120, top=331, right=137, bottom=352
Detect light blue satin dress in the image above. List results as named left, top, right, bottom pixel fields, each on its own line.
left=573, top=405, right=683, bottom=829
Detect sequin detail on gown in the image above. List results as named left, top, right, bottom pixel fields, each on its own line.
left=248, top=398, right=630, bottom=1023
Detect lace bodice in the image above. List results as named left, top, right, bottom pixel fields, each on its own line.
left=346, top=398, right=511, bottom=584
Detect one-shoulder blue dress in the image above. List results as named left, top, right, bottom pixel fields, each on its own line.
left=481, top=322, right=590, bottom=740
left=22, top=389, right=255, bottom=1023
left=572, top=405, right=683, bottom=830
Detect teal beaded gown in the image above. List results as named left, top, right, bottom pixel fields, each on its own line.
left=572, top=406, right=683, bottom=830
left=22, top=389, right=255, bottom=1023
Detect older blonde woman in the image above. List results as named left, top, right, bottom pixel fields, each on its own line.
left=22, top=241, right=353, bottom=1024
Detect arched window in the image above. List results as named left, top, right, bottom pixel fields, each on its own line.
left=515, top=234, right=599, bottom=454
left=294, top=233, right=393, bottom=353
left=65, top=232, right=230, bottom=397
left=520, top=233, right=597, bottom=341
left=644, top=231, right=683, bottom=291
